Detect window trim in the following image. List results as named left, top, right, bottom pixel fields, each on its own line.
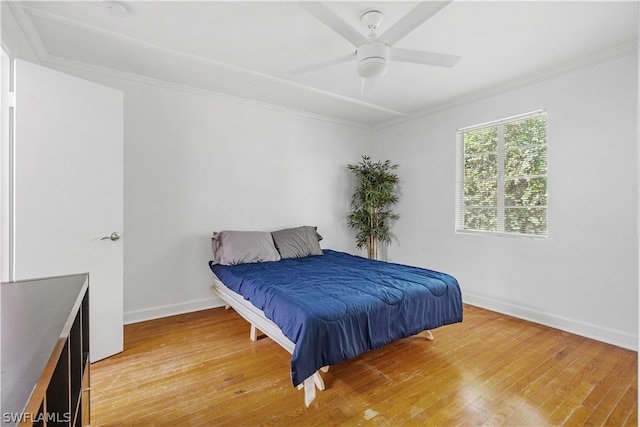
left=455, top=109, right=548, bottom=239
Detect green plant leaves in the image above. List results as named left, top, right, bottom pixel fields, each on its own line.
left=347, top=156, right=400, bottom=258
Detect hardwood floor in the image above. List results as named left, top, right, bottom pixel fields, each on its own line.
left=90, top=305, right=637, bottom=426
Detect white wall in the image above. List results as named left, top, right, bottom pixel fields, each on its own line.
left=50, top=70, right=372, bottom=323
left=1, top=0, right=370, bottom=323
left=1, top=2, right=40, bottom=282
left=3, top=1, right=637, bottom=348
left=372, top=53, right=638, bottom=350
left=1, top=48, right=11, bottom=282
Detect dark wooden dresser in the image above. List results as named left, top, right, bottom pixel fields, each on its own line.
left=2, top=274, right=89, bottom=427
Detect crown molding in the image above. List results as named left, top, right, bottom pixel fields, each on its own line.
left=5, top=1, right=48, bottom=62
left=20, top=4, right=405, bottom=122
left=373, top=41, right=639, bottom=131
left=44, top=54, right=375, bottom=131
left=10, top=2, right=637, bottom=132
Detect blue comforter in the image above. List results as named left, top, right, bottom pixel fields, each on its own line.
left=209, top=250, right=462, bottom=386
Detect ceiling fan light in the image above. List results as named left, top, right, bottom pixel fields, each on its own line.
left=358, top=57, right=388, bottom=79
left=356, top=41, right=389, bottom=79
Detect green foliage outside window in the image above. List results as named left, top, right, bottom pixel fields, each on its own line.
left=461, top=113, right=547, bottom=236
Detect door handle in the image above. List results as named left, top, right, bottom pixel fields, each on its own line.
left=100, top=232, right=121, bottom=241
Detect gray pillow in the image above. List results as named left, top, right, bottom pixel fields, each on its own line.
left=212, top=230, right=281, bottom=266
left=271, top=226, right=323, bottom=259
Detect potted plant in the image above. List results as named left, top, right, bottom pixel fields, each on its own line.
left=347, top=155, right=400, bottom=260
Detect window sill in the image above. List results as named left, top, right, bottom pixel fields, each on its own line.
left=455, top=229, right=547, bottom=240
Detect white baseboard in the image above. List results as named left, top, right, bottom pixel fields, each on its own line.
left=463, top=292, right=638, bottom=351
left=124, top=296, right=225, bottom=325
left=123, top=292, right=638, bottom=351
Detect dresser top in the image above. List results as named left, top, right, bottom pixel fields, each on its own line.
left=1, top=274, right=88, bottom=425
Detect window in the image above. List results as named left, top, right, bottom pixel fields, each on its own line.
left=456, top=110, right=547, bottom=237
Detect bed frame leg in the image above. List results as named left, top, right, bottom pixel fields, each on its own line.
left=424, top=330, right=434, bottom=340
left=300, top=370, right=327, bottom=407
left=250, top=324, right=266, bottom=341
left=313, top=371, right=325, bottom=391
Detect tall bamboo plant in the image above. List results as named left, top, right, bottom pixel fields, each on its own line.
left=347, top=156, right=400, bottom=260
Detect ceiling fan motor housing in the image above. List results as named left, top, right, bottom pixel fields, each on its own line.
left=356, top=41, right=389, bottom=78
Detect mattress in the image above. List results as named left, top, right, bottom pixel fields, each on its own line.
left=209, top=249, right=463, bottom=386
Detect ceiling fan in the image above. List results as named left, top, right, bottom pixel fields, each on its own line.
left=291, top=1, right=461, bottom=81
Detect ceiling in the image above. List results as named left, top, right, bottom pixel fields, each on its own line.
left=6, top=1, right=639, bottom=127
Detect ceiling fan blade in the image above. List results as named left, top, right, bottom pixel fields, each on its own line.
left=377, top=1, right=452, bottom=46
left=289, top=53, right=356, bottom=76
left=298, top=1, right=368, bottom=48
left=390, top=47, right=461, bottom=68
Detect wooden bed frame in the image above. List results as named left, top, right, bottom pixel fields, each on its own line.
left=210, top=275, right=434, bottom=407
left=210, top=278, right=328, bottom=406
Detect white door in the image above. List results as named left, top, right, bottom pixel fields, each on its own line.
left=13, top=59, right=123, bottom=362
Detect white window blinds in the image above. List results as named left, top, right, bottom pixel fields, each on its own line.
left=455, top=110, right=547, bottom=237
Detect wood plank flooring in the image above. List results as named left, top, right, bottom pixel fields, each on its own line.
left=90, top=305, right=637, bottom=426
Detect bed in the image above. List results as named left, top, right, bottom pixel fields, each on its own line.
left=208, top=227, right=463, bottom=406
